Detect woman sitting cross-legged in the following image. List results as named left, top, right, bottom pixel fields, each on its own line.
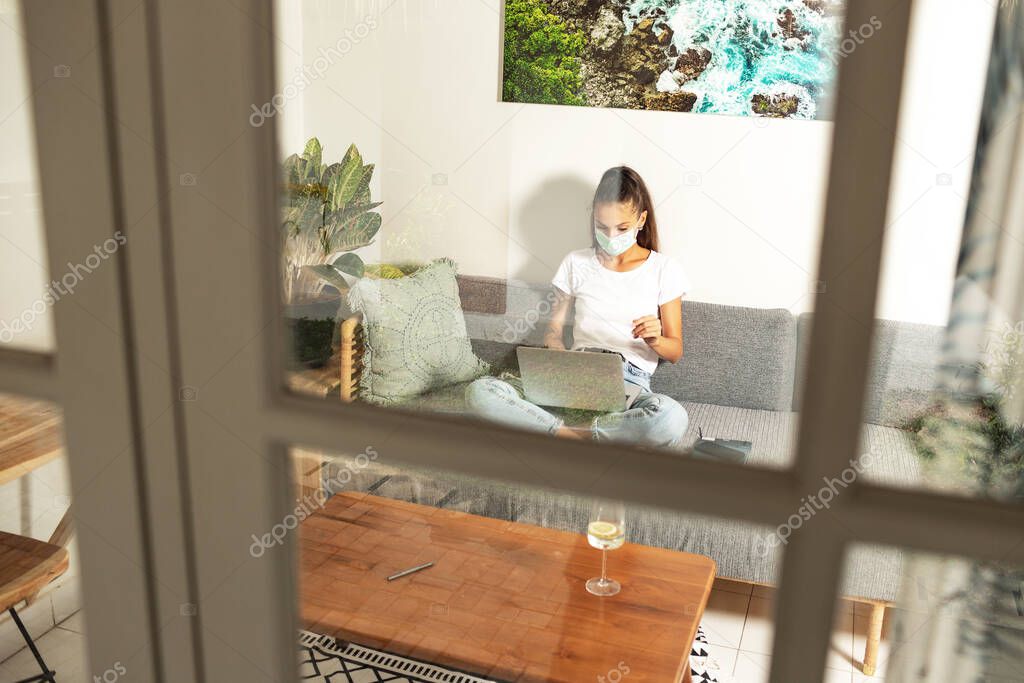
left=466, top=166, right=690, bottom=449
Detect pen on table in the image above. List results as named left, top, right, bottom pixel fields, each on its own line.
left=386, top=561, right=434, bottom=582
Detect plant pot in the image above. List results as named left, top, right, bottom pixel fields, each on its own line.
left=285, top=291, right=346, bottom=368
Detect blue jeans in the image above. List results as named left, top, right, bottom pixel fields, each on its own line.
left=465, top=361, right=688, bottom=449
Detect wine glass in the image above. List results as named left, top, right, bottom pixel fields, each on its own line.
left=586, top=500, right=625, bottom=596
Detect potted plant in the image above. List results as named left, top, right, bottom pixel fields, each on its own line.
left=282, top=137, right=381, bottom=366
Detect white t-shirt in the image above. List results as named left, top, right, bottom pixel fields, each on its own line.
left=551, top=248, right=691, bottom=374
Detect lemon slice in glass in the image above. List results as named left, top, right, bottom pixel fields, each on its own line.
left=587, top=521, right=620, bottom=540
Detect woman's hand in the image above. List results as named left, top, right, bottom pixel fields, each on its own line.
left=544, top=287, right=573, bottom=351
left=645, top=299, right=683, bottom=363
left=632, top=315, right=662, bottom=344
left=544, top=334, right=566, bottom=350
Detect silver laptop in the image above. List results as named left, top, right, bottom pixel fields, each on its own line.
left=515, top=347, right=642, bottom=412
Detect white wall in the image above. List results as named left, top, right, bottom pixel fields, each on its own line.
left=283, top=0, right=995, bottom=326
left=878, top=0, right=996, bottom=326
left=0, top=1, right=54, bottom=351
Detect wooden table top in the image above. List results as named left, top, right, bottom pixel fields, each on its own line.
left=299, top=492, right=716, bottom=683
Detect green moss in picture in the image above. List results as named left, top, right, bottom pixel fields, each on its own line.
left=502, top=0, right=585, bottom=106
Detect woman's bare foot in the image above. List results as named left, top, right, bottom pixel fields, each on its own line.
left=555, top=426, right=587, bottom=440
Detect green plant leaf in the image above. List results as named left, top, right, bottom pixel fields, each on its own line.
left=355, top=187, right=372, bottom=206
left=334, top=212, right=381, bottom=252
left=331, top=253, right=365, bottom=278
left=353, top=163, right=375, bottom=203
left=302, top=264, right=350, bottom=292
left=303, top=137, right=323, bottom=173
left=287, top=156, right=320, bottom=185
left=339, top=144, right=363, bottom=173
left=283, top=195, right=324, bottom=235
left=329, top=158, right=374, bottom=210
left=324, top=202, right=381, bottom=229
left=282, top=153, right=304, bottom=186
left=320, top=162, right=342, bottom=186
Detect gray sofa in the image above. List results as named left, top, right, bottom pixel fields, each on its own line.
left=326, top=275, right=941, bottom=603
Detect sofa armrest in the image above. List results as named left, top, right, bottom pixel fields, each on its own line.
left=339, top=314, right=362, bottom=403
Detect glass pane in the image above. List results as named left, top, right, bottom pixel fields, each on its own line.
left=836, top=545, right=1024, bottom=682
left=857, top=1, right=1021, bottom=502
left=287, top=445, right=780, bottom=682
left=271, top=0, right=878, bottom=469
left=0, top=393, right=87, bottom=678
left=0, top=1, right=54, bottom=352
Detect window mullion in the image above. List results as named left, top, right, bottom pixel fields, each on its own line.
left=770, top=0, right=918, bottom=680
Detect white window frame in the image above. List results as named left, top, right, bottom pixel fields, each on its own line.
left=3, top=1, right=1023, bottom=682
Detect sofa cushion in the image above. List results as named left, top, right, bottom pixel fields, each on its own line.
left=468, top=338, right=518, bottom=373
left=795, top=314, right=944, bottom=427
left=653, top=302, right=797, bottom=412
left=325, top=401, right=921, bottom=602
left=681, top=401, right=922, bottom=487
left=457, top=274, right=508, bottom=315
left=462, top=279, right=564, bottom=348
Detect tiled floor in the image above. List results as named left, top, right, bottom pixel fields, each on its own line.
left=0, top=611, right=89, bottom=682
left=1, top=584, right=895, bottom=683
left=706, top=579, right=890, bottom=683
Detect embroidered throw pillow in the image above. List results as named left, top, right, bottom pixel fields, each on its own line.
left=348, top=259, right=489, bottom=405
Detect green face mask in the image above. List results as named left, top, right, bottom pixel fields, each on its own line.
left=595, top=228, right=638, bottom=256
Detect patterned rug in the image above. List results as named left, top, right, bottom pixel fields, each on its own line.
left=299, top=625, right=720, bottom=682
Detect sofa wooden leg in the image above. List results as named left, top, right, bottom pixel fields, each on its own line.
left=862, top=602, right=885, bottom=676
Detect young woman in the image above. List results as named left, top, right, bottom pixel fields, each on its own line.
left=465, top=166, right=690, bottom=448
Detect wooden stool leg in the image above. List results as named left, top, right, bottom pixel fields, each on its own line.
left=862, top=602, right=885, bottom=676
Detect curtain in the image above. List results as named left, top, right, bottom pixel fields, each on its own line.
left=887, top=1, right=1024, bottom=680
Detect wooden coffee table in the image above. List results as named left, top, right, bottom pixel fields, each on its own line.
left=299, top=492, right=716, bottom=683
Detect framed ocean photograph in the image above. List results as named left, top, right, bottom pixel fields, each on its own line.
left=501, top=0, right=853, bottom=119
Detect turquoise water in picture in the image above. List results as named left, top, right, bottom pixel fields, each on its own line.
left=626, top=0, right=844, bottom=118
